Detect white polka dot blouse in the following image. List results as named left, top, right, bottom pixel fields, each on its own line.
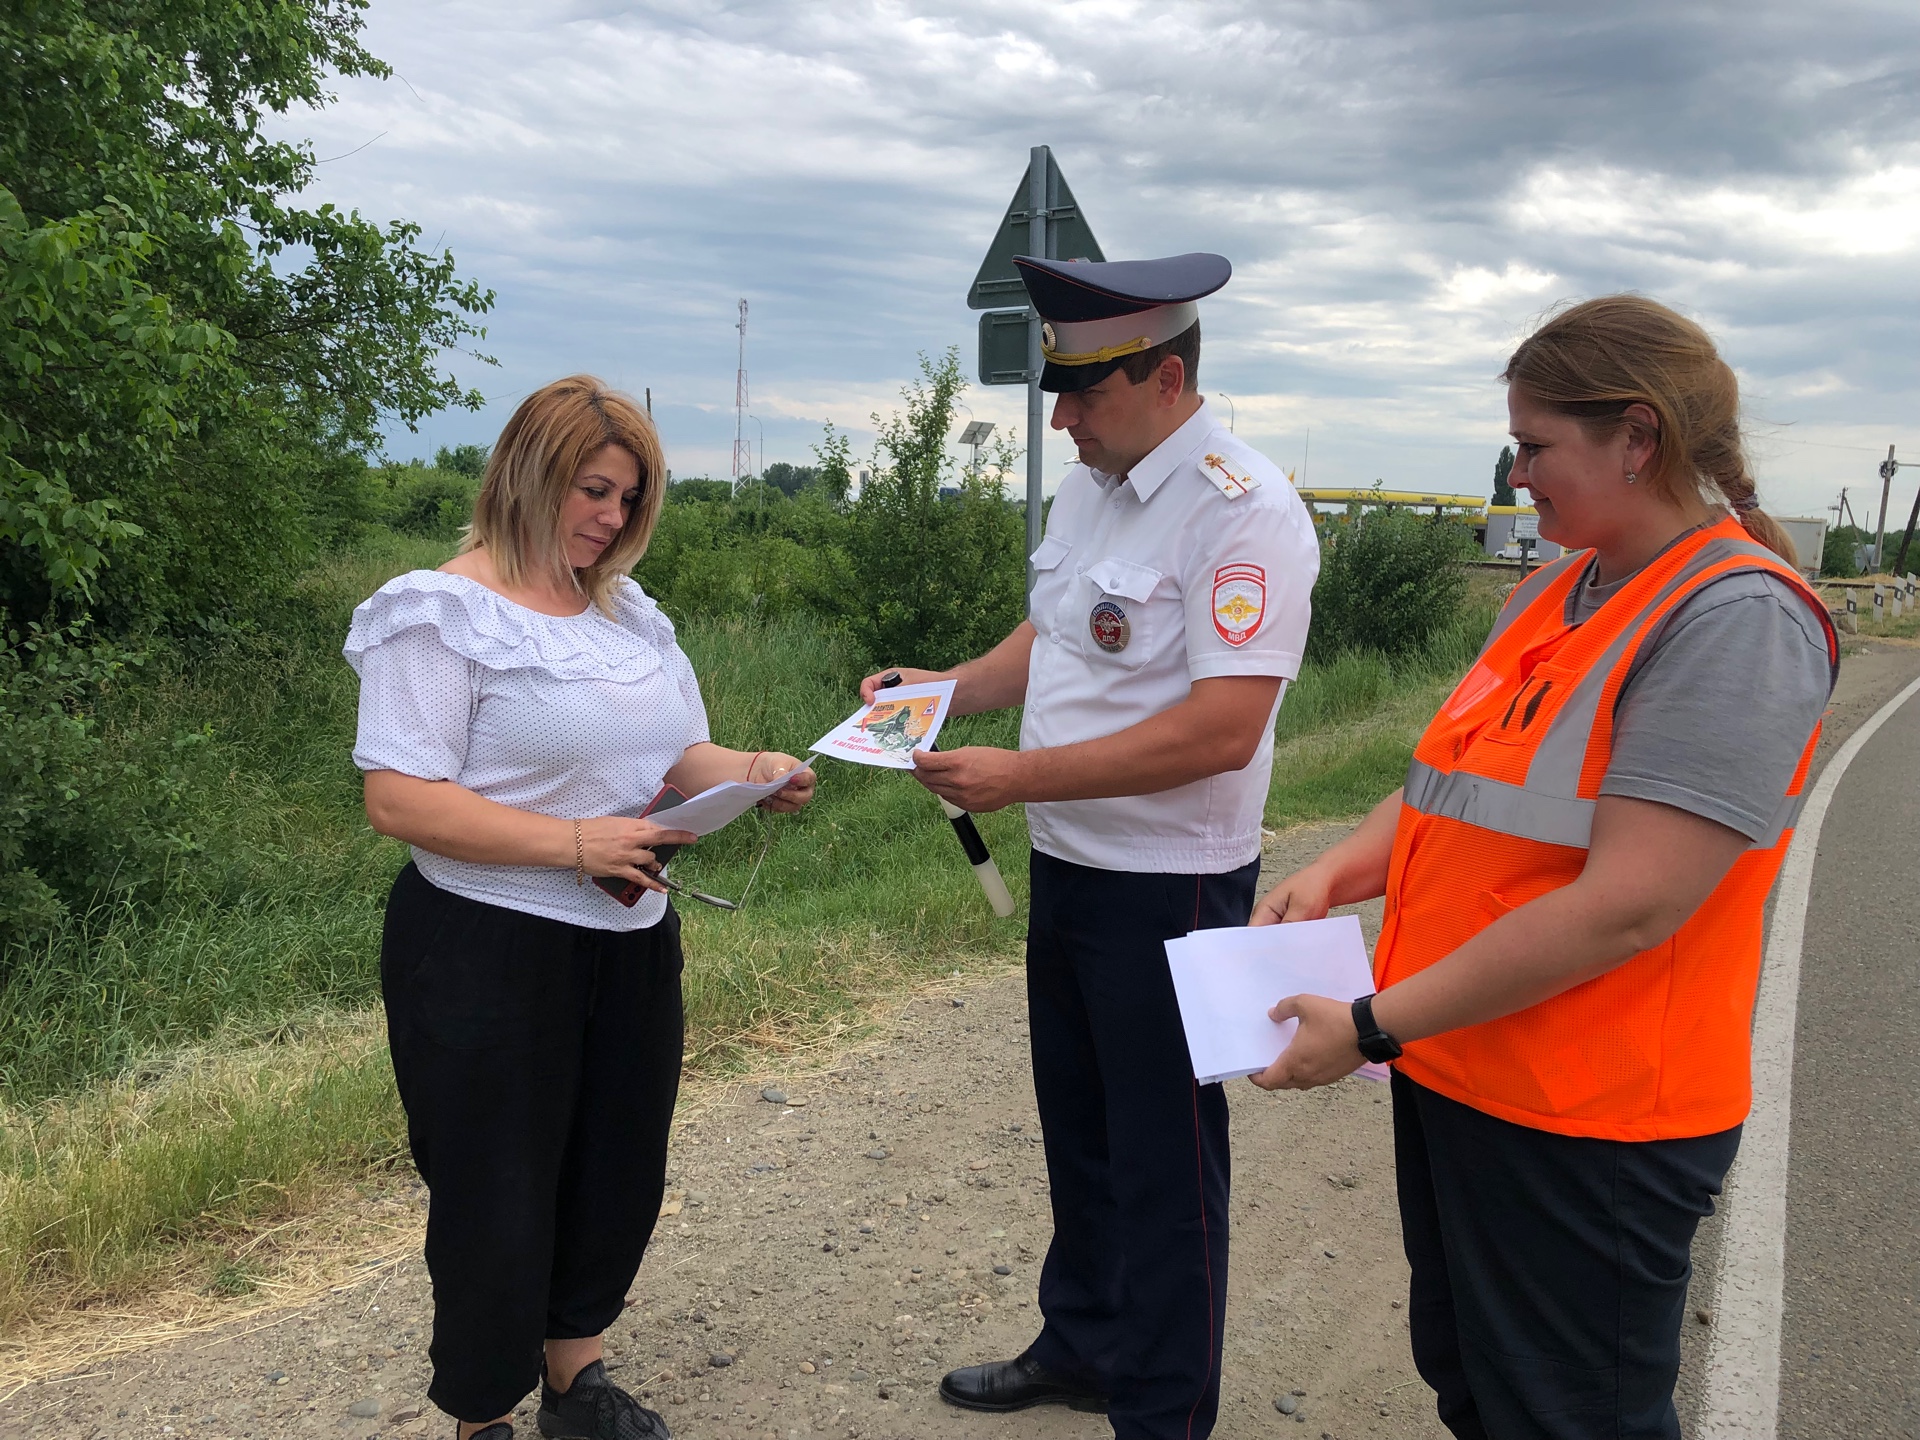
left=343, top=570, right=709, bottom=930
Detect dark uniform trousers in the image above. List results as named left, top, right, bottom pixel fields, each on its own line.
left=381, top=863, right=685, bottom=1424
left=1392, top=1070, right=1741, bottom=1440
left=1025, top=849, right=1259, bottom=1440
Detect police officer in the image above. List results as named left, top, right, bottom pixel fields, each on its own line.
left=860, top=252, right=1318, bottom=1440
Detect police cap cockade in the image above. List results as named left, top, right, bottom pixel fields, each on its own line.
left=1013, top=252, right=1231, bottom=393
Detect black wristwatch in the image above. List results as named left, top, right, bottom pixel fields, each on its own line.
left=1352, top=993, right=1403, bottom=1064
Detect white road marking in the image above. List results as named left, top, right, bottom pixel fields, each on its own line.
left=1700, top=673, right=1920, bottom=1439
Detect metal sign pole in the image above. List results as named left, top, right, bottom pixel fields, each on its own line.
left=1025, top=145, right=1049, bottom=589
left=969, top=145, right=1100, bottom=583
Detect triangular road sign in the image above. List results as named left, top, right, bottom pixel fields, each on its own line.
left=966, top=153, right=1105, bottom=310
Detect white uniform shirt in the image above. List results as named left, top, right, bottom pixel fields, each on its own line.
left=1021, top=400, right=1319, bottom=873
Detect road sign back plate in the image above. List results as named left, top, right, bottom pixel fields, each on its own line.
left=967, top=153, right=1103, bottom=310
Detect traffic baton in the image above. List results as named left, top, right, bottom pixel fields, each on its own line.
left=878, top=671, right=1016, bottom=917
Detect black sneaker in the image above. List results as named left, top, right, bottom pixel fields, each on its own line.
left=470, top=1427, right=513, bottom=1440
left=537, top=1360, right=672, bottom=1440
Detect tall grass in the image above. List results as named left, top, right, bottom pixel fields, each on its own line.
left=0, top=537, right=1488, bottom=1323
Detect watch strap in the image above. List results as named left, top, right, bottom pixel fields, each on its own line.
left=1352, top=992, right=1403, bottom=1064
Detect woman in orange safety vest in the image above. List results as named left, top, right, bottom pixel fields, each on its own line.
left=1250, top=296, right=1838, bottom=1440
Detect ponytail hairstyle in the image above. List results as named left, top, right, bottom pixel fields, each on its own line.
left=1500, top=296, right=1798, bottom=567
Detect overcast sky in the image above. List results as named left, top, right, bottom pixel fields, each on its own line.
left=287, top=0, right=1920, bottom=524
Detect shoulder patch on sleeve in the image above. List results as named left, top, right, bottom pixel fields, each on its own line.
left=1200, top=451, right=1261, bottom=500
left=1212, top=564, right=1267, bottom=646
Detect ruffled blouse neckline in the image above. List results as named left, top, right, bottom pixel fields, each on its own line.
left=343, top=569, right=673, bottom=684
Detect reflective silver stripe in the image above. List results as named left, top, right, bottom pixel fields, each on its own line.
left=1412, top=535, right=1824, bottom=852
left=1524, top=537, right=1795, bottom=797
left=1403, top=758, right=1595, bottom=848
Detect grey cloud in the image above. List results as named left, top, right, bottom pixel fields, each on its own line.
left=288, top=0, right=1920, bottom=510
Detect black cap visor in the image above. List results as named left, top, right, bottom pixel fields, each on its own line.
left=1040, top=356, right=1127, bottom=394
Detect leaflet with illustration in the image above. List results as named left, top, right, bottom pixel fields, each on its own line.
left=809, top=680, right=956, bottom=770
left=1164, top=916, right=1390, bottom=1086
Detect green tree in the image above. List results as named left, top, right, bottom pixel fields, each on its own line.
left=761, top=461, right=818, bottom=497
left=840, top=350, right=1027, bottom=670
left=1492, top=445, right=1517, bottom=506
left=1, top=0, right=492, bottom=628
left=0, top=0, right=490, bottom=952
left=434, top=443, right=490, bottom=478
left=1822, top=524, right=1868, bottom=579
left=812, top=427, right=856, bottom=508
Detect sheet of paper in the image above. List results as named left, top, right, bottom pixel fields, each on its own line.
left=809, top=680, right=957, bottom=770
left=655, top=768, right=813, bottom=836
left=1164, top=917, right=1390, bottom=1085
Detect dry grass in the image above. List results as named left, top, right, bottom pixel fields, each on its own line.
left=0, top=947, right=1023, bottom=1391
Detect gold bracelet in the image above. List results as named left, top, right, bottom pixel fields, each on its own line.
left=573, top=819, right=586, bottom=887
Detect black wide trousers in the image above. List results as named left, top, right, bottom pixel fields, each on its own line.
left=380, top=863, right=685, bottom=1423
left=1025, top=850, right=1258, bottom=1440
left=1393, top=1070, right=1741, bottom=1440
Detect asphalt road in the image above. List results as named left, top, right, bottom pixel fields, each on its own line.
left=1778, top=651, right=1920, bottom=1438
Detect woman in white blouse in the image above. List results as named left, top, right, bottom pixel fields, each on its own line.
left=345, top=376, right=812, bottom=1440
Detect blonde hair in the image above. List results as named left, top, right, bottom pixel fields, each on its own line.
left=1501, top=296, right=1798, bottom=566
left=462, top=376, right=667, bottom=613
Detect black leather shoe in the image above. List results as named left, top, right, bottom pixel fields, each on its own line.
left=939, top=1349, right=1108, bottom=1414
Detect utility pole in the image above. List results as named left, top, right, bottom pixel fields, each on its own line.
left=1875, top=446, right=1918, bottom=573
left=732, top=299, right=750, bottom=492
left=1896, top=478, right=1920, bottom=578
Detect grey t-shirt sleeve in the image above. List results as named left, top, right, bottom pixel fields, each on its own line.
left=1597, top=571, right=1834, bottom=840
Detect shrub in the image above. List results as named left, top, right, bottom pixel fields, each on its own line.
left=839, top=350, right=1027, bottom=670
left=434, top=443, right=490, bottom=478
left=372, top=464, right=479, bottom=540
left=669, top=478, right=735, bottom=504
left=1822, top=524, right=1867, bottom=579
left=0, top=625, right=193, bottom=957
left=1308, top=505, right=1476, bottom=659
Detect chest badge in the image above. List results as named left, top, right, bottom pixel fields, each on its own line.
left=1201, top=452, right=1261, bottom=499
left=1088, top=598, right=1131, bottom=653
left=1212, top=564, right=1267, bottom=647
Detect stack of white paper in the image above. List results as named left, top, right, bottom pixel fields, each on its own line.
left=1164, top=916, right=1389, bottom=1085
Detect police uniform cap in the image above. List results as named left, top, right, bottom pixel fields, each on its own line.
left=1013, top=253, right=1231, bottom=392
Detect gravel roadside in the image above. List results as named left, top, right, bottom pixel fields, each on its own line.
left=2, top=821, right=1444, bottom=1440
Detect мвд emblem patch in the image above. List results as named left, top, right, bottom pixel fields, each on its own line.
left=1088, top=599, right=1131, bottom=653
left=1211, top=564, right=1266, bottom=646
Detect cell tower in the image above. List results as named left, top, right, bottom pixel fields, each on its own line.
left=732, top=299, right=750, bottom=489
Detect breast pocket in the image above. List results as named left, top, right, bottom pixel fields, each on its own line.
left=1079, top=558, right=1166, bottom=671
left=1028, top=534, right=1073, bottom=623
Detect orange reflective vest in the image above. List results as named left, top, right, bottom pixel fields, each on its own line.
left=1376, top=519, right=1838, bottom=1141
